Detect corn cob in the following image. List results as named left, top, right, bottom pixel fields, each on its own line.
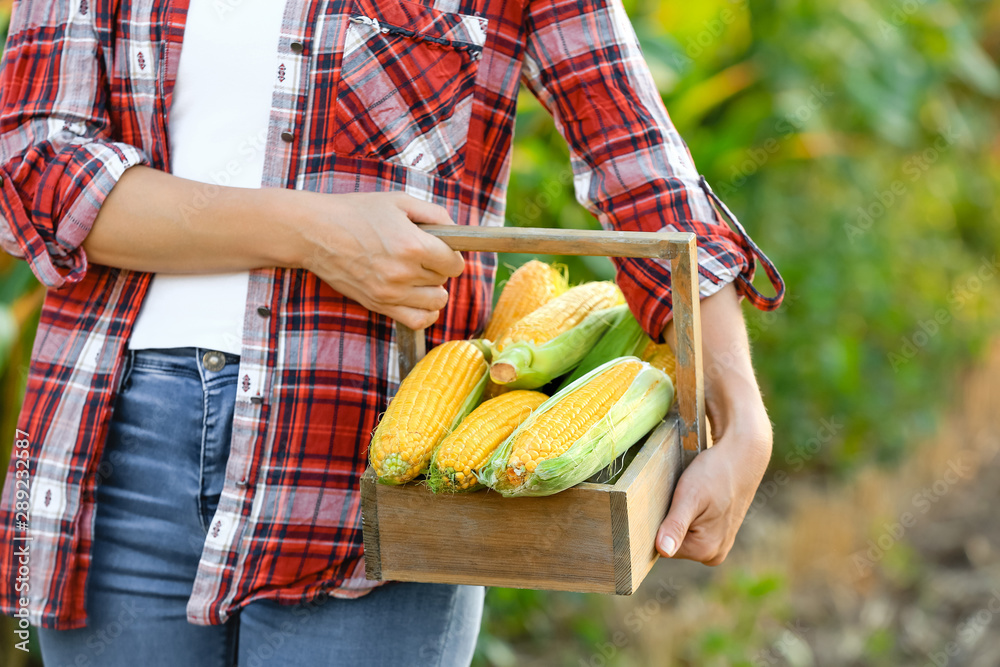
left=494, top=281, right=622, bottom=352
left=641, top=340, right=677, bottom=384
left=482, top=380, right=511, bottom=400
left=479, top=357, right=674, bottom=497
left=556, top=305, right=649, bottom=391
left=428, top=390, right=548, bottom=492
left=369, top=340, right=488, bottom=485
left=483, top=260, right=567, bottom=342
left=506, top=360, right=640, bottom=484
left=489, top=282, right=625, bottom=389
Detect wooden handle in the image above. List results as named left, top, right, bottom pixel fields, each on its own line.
left=410, top=224, right=694, bottom=258
left=394, top=226, right=706, bottom=455
left=668, top=236, right=707, bottom=457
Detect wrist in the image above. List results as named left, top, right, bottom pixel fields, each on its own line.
left=705, top=364, right=760, bottom=411
left=705, top=380, right=772, bottom=456
left=250, top=187, right=317, bottom=270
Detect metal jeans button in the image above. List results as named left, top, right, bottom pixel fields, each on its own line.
left=202, top=351, right=227, bottom=372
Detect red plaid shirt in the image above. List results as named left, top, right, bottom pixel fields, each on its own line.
left=0, top=0, right=783, bottom=628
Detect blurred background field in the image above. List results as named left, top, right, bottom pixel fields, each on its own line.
left=2, top=0, right=1000, bottom=664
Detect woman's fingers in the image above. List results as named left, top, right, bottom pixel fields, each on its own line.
left=417, top=232, right=465, bottom=279
left=656, top=473, right=704, bottom=559
left=384, top=286, right=449, bottom=313
left=381, top=305, right=442, bottom=331
left=393, top=195, right=466, bottom=279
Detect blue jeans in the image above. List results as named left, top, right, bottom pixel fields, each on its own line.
left=36, top=347, right=484, bottom=666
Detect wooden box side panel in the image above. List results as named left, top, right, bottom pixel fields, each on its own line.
left=610, top=419, right=681, bottom=593
left=626, top=419, right=682, bottom=592
left=361, top=469, right=383, bottom=580
left=370, top=482, right=618, bottom=594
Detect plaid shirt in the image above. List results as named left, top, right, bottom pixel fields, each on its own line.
left=0, top=0, right=784, bottom=629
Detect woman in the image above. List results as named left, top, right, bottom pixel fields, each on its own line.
left=0, top=0, right=784, bottom=664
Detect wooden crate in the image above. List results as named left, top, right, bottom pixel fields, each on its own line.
left=362, top=227, right=706, bottom=595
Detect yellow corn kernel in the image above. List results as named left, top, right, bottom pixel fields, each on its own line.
left=483, top=260, right=567, bottom=342
left=495, top=281, right=623, bottom=352
left=641, top=340, right=677, bottom=384
left=369, top=340, right=487, bottom=484
left=482, top=380, right=511, bottom=400
left=504, top=358, right=642, bottom=486
left=430, top=390, right=548, bottom=491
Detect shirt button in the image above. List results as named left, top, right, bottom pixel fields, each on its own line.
left=290, top=41, right=305, bottom=54
left=257, top=306, right=271, bottom=318
left=250, top=395, right=264, bottom=405
left=236, top=477, right=249, bottom=488
left=281, top=130, right=295, bottom=143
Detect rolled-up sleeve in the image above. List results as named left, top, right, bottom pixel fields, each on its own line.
left=520, top=0, right=784, bottom=340
left=0, top=0, right=149, bottom=289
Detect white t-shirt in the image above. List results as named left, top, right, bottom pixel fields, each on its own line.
left=128, top=0, right=286, bottom=354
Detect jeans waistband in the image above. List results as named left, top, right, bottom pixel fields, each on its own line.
left=121, top=348, right=242, bottom=391
left=131, top=347, right=241, bottom=364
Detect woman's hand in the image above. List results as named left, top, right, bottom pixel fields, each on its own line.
left=293, top=191, right=466, bottom=330
left=655, top=283, right=773, bottom=565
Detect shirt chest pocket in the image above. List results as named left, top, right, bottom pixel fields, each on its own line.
left=333, top=0, right=487, bottom=180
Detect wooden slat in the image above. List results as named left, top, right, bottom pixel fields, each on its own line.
left=371, top=482, right=617, bottom=593
left=612, top=414, right=678, bottom=492
left=360, top=469, right=382, bottom=580
left=620, top=419, right=682, bottom=592
left=609, top=417, right=679, bottom=594
left=670, top=237, right=706, bottom=456
left=415, top=224, right=693, bottom=258
left=609, top=489, right=632, bottom=594
left=394, top=322, right=426, bottom=381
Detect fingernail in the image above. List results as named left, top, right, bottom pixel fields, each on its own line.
left=659, top=536, right=677, bottom=557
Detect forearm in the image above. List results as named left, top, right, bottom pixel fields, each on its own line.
left=655, top=282, right=773, bottom=563
left=83, top=167, right=463, bottom=329
left=82, top=165, right=307, bottom=274
left=662, top=283, right=770, bottom=441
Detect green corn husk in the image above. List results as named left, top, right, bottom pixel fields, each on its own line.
left=477, top=357, right=674, bottom=497
left=556, top=307, right=651, bottom=391
left=447, top=372, right=488, bottom=433
left=488, top=304, right=629, bottom=390
left=468, top=338, right=493, bottom=361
